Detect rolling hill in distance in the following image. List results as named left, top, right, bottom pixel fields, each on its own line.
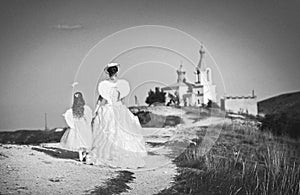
left=258, top=91, right=300, bottom=120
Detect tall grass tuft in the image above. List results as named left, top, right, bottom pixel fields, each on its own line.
left=159, top=121, right=300, bottom=195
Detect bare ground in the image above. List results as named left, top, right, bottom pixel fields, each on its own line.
left=0, top=108, right=227, bottom=195
left=0, top=144, right=116, bottom=195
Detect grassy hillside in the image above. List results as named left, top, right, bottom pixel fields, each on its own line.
left=158, top=120, right=300, bottom=195
left=258, top=91, right=300, bottom=119
left=0, top=128, right=67, bottom=145
left=258, top=91, right=300, bottom=138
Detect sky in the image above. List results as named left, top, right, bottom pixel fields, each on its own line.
left=0, top=0, right=299, bottom=131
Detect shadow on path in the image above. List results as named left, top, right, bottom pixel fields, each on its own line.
left=32, top=147, right=78, bottom=160
left=86, top=170, right=135, bottom=195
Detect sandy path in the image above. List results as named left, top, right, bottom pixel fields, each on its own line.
left=119, top=113, right=228, bottom=195
left=113, top=127, right=177, bottom=195
left=120, top=151, right=177, bottom=195
left=0, top=144, right=116, bottom=195
left=0, top=109, right=228, bottom=195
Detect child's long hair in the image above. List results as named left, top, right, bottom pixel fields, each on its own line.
left=72, top=92, right=85, bottom=118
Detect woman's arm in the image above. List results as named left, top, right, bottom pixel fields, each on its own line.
left=94, top=103, right=101, bottom=115
left=92, top=96, right=107, bottom=127
left=93, top=95, right=107, bottom=115
left=99, top=98, right=108, bottom=105
left=120, top=97, right=125, bottom=104
left=116, top=90, right=125, bottom=103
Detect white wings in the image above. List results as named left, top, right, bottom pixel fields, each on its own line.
left=98, top=79, right=130, bottom=103
left=116, top=79, right=130, bottom=99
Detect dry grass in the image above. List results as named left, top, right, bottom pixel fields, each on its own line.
left=158, top=120, right=300, bottom=195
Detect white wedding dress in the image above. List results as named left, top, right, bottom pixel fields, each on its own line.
left=59, top=105, right=93, bottom=151
left=88, top=79, right=147, bottom=169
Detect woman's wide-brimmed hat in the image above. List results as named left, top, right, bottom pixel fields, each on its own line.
left=104, top=62, right=120, bottom=74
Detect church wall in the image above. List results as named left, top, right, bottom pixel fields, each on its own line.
left=210, top=85, right=217, bottom=102
left=203, top=84, right=217, bottom=104
left=178, top=86, right=188, bottom=103
left=192, top=94, right=204, bottom=106
left=199, top=68, right=217, bottom=104
left=192, top=86, right=203, bottom=95
left=223, top=97, right=258, bottom=115
left=192, top=86, right=204, bottom=106
left=190, top=94, right=195, bottom=106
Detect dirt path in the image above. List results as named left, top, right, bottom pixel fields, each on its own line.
left=0, top=128, right=179, bottom=195
left=0, top=110, right=228, bottom=195
left=120, top=127, right=178, bottom=195
left=0, top=144, right=116, bottom=195
left=119, top=112, right=228, bottom=195
left=120, top=151, right=177, bottom=195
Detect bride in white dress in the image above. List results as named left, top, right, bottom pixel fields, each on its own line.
left=60, top=92, right=93, bottom=161
left=87, top=63, right=147, bottom=169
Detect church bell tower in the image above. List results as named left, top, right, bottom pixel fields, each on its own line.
left=177, top=63, right=186, bottom=83
left=195, top=45, right=205, bottom=84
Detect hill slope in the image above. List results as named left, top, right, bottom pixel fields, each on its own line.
left=258, top=91, right=300, bottom=120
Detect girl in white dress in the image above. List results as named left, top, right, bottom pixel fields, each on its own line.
left=87, top=63, right=147, bottom=169
left=60, top=92, right=93, bottom=161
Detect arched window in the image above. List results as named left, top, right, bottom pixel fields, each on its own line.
left=206, top=69, right=210, bottom=82
left=206, top=68, right=212, bottom=84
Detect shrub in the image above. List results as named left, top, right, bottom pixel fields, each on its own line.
left=145, top=87, right=166, bottom=106
left=260, top=113, right=300, bottom=139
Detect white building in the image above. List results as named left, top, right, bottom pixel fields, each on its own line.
left=220, top=90, right=258, bottom=115
left=162, top=46, right=217, bottom=107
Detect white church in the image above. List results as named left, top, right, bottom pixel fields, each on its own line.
left=162, top=46, right=217, bottom=107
